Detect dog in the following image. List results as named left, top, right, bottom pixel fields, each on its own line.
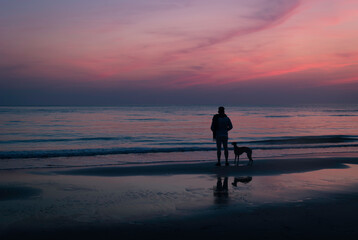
left=231, top=142, right=253, bottom=166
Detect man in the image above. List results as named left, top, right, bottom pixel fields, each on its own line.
left=211, top=106, right=233, bottom=166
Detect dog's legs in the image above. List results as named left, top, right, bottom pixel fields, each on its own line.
left=236, top=155, right=240, bottom=166
left=247, top=152, right=253, bottom=166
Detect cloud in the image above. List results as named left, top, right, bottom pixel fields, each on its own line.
left=0, top=64, right=28, bottom=73
left=335, top=52, right=358, bottom=59
left=148, top=0, right=302, bottom=57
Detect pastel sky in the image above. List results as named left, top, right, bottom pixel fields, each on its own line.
left=1, top=0, right=358, bottom=105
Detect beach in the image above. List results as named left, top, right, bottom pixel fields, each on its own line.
left=1, top=152, right=358, bottom=240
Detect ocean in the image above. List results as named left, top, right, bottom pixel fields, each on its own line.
left=0, top=105, right=357, bottom=170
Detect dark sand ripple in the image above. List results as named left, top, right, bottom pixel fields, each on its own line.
left=0, top=185, right=42, bottom=201
left=56, top=157, right=358, bottom=177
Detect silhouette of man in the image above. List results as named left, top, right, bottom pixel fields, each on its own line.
left=211, top=106, right=233, bottom=166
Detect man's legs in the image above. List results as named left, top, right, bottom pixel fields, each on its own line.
left=216, top=138, right=222, bottom=165
left=222, top=137, right=229, bottom=165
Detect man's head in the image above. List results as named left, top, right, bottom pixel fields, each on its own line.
left=218, top=106, right=225, bottom=114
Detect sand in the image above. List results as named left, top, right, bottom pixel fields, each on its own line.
left=1, top=153, right=358, bottom=240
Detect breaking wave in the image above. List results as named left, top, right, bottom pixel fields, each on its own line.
left=1, top=135, right=357, bottom=159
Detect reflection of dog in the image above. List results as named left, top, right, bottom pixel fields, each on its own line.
left=232, top=176, right=252, bottom=186
left=231, top=142, right=253, bottom=166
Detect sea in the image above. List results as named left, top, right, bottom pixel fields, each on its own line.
left=0, top=105, right=357, bottom=170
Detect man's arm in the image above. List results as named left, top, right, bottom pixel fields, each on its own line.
left=211, top=117, right=215, bottom=131
left=227, top=118, right=233, bottom=131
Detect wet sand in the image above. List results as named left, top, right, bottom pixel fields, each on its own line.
left=1, top=153, right=358, bottom=240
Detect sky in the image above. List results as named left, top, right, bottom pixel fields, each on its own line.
left=1, top=0, right=358, bottom=105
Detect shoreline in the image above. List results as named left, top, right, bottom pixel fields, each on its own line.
left=54, top=155, right=358, bottom=177
left=1, top=150, right=357, bottom=171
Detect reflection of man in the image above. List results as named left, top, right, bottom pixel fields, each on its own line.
left=214, top=177, right=229, bottom=202
left=211, top=106, right=233, bottom=166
